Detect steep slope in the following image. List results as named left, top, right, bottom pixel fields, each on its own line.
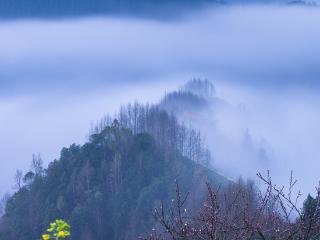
left=0, top=124, right=228, bottom=240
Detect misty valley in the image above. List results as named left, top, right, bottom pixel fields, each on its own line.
left=0, top=1, right=320, bottom=240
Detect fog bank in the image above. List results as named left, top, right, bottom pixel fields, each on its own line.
left=1, top=5, right=320, bottom=196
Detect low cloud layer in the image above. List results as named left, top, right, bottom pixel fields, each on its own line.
left=1, top=5, right=320, bottom=92
left=1, top=5, right=320, bottom=196
left=193, top=84, right=320, bottom=197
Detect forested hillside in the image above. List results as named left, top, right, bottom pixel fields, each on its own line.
left=92, top=102, right=211, bottom=166
left=0, top=100, right=228, bottom=240
left=1, top=80, right=319, bottom=240
left=160, top=79, right=225, bottom=114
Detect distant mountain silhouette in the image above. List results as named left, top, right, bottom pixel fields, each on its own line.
left=0, top=0, right=222, bottom=19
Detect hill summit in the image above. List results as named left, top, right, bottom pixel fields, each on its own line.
left=0, top=86, right=228, bottom=239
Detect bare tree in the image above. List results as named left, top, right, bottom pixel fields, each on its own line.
left=31, top=153, right=44, bottom=176
left=13, top=169, right=23, bottom=190
left=144, top=173, right=320, bottom=240
left=91, top=103, right=211, bottom=166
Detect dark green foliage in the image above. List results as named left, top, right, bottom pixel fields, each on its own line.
left=303, top=194, right=320, bottom=218
left=0, top=125, right=227, bottom=240
left=302, top=194, right=320, bottom=238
